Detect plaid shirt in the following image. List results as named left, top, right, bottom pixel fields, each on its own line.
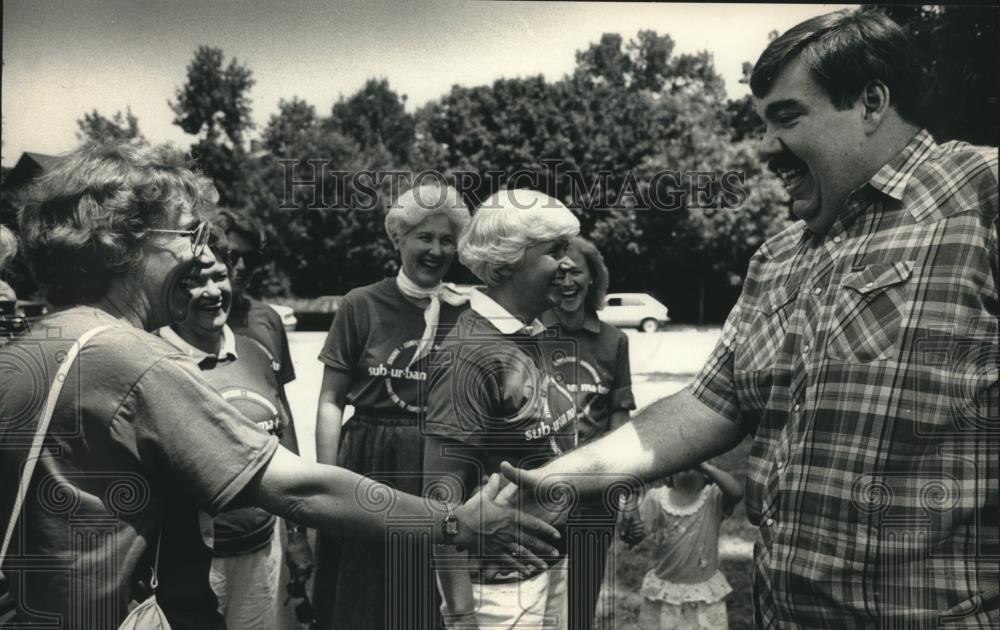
left=692, top=130, right=998, bottom=629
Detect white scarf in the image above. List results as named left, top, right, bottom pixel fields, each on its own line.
left=396, top=269, right=470, bottom=367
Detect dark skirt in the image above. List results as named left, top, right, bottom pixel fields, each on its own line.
left=312, top=414, right=440, bottom=630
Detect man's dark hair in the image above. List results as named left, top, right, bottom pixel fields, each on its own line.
left=750, top=9, right=925, bottom=125
left=212, top=207, right=264, bottom=251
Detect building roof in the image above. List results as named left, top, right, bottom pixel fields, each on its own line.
left=2, top=152, right=63, bottom=191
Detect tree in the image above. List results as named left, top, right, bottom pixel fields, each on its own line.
left=869, top=5, right=999, bottom=146
left=413, top=29, right=790, bottom=322
left=170, top=46, right=257, bottom=208
left=254, top=97, right=399, bottom=297
left=169, top=46, right=256, bottom=146
left=76, top=108, right=146, bottom=146
left=328, top=79, right=415, bottom=165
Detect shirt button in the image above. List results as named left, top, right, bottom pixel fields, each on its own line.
left=793, top=403, right=801, bottom=412
left=813, top=287, right=823, bottom=295
left=776, top=460, right=785, bottom=470
left=803, top=343, right=811, bottom=353
left=833, top=236, right=842, bottom=244
left=766, top=518, right=775, bottom=527
left=864, top=281, right=874, bottom=288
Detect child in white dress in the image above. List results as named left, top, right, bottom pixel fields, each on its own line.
left=625, top=462, right=743, bottom=630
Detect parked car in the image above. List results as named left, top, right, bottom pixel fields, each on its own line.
left=290, top=295, right=344, bottom=332
left=267, top=303, right=298, bottom=332
left=598, top=293, right=670, bottom=332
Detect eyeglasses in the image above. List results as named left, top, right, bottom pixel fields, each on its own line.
left=147, top=221, right=211, bottom=258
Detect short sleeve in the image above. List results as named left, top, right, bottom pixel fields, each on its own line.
left=423, top=349, right=496, bottom=447
left=276, top=324, right=296, bottom=384
left=638, top=488, right=663, bottom=531
left=609, top=333, right=636, bottom=413
left=118, top=357, right=279, bottom=515
left=710, top=483, right=732, bottom=519
left=318, top=296, right=363, bottom=373
left=690, top=303, right=742, bottom=424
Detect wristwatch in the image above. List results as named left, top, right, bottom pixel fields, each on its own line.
left=440, top=502, right=459, bottom=545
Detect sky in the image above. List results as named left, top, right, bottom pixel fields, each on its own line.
left=2, top=1, right=857, bottom=166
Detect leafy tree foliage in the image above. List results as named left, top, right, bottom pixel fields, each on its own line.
left=169, top=46, right=255, bottom=146
left=868, top=4, right=999, bottom=146
left=328, top=79, right=415, bottom=165
left=417, top=30, right=789, bottom=321
left=55, top=9, right=987, bottom=321
left=169, top=47, right=258, bottom=208
left=76, top=108, right=146, bottom=146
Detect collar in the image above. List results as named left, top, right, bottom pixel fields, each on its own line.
left=866, top=129, right=936, bottom=202
left=540, top=308, right=601, bottom=334
left=157, top=324, right=238, bottom=364
left=470, top=289, right=546, bottom=336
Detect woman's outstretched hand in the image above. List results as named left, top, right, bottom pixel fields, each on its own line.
left=452, top=473, right=561, bottom=576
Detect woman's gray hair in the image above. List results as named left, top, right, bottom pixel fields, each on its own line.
left=459, top=189, right=580, bottom=286
left=0, top=225, right=17, bottom=271
left=384, top=182, right=470, bottom=247
left=19, top=142, right=217, bottom=306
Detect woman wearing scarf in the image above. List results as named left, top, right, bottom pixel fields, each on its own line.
left=313, top=182, right=471, bottom=630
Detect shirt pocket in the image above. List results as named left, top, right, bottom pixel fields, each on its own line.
left=735, top=283, right=800, bottom=372
left=827, top=261, right=914, bottom=363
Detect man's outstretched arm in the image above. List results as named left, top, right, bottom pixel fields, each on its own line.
left=503, top=387, right=746, bottom=497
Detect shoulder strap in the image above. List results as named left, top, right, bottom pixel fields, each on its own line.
left=0, top=324, right=115, bottom=565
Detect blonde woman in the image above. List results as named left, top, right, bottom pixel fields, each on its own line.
left=313, top=181, right=471, bottom=630
left=424, top=189, right=581, bottom=629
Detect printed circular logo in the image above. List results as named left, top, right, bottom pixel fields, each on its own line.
left=371, top=339, right=428, bottom=414
left=552, top=354, right=609, bottom=428
left=220, top=387, right=281, bottom=435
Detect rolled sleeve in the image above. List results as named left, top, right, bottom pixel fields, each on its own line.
left=277, top=326, right=296, bottom=384
left=118, top=357, right=280, bottom=515
left=610, top=334, right=636, bottom=412
left=317, top=297, right=360, bottom=373
left=690, top=304, right=742, bottom=424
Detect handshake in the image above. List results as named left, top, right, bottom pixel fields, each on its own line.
left=444, top=462, right=646, bottom=575
left=437, top=469, right=570, bottom=575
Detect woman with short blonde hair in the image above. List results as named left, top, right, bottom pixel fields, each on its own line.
left=312, top=180, right=472, bottom=630
left=424, top=189, right=582, bottom=629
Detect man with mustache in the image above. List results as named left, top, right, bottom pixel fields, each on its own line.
left=503, top=9, right=998, bottom=628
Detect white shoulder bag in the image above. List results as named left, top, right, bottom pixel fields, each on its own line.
left=0, top=325, right=171, bottom=629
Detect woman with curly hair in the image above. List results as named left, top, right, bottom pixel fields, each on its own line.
left=0, top=145, right=558, bottom=630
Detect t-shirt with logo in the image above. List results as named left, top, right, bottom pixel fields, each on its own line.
left=0, top=307, right=279, bottom=630
left=423, top=306, right=580, bottom=475
left=318, top=278, right=463, bottom=418
left=155, top=326, right=287, bottom=557
left=541, top=310, right=636, bottom=444
left=230, top=297, right=296, bottom=386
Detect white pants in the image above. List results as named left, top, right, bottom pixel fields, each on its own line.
left=443, top=560, right=569, bottom=630
left=209, top=531, right=283, bottom=630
